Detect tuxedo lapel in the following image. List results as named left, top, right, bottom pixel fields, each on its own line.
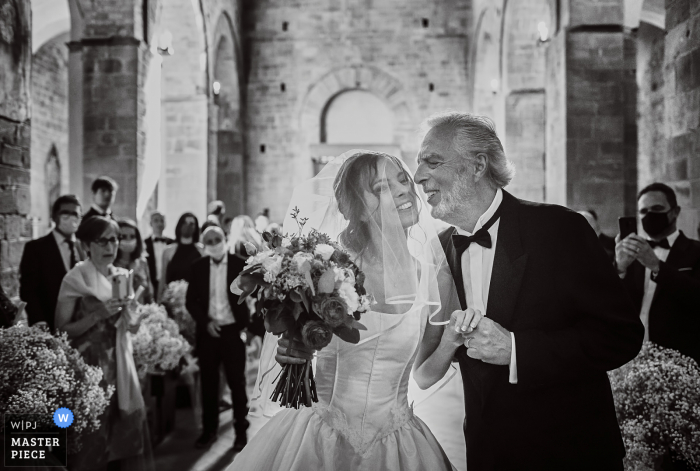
left=486, top=191, right=527, bottom=330
left=46, top=234, right=68, bottom=277
left=664, top=232, right=691, bottom=270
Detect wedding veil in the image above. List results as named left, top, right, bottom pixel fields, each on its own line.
left=248, top=150, right=460, bottom=418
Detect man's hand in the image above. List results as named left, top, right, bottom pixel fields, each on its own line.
left=615, top=234, right=639, bottom=273
left=207, top=319, right=221, bottom=338
left=627, top=234, right=661, bottom=271
left=464, top=317, right=512, bottom=365
left=442, top=308, right=483, bottom=347
left=276, top=337, right=314, bottom=365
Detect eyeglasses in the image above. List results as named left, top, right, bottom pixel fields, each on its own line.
left=92, top=237, right=119, bottom=247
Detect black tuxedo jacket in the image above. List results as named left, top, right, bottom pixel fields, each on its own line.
left=621, top=231, right=700, bottom=364
left=144, top=236, right=174, bottom=294
left=81, top=207, right=116, bottom=222
left=19, top=233, right=70, bottom=331
left=440, top=191, right=644, bottom=471
left=185, top=254, right=250, bottom=334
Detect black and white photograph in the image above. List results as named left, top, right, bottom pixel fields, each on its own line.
left=1, top=0, right=699, bottom=470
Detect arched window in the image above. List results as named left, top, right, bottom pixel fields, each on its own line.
left=45, top=146, right=61, bottom=220
left=322, top=90, right=394, bottom=144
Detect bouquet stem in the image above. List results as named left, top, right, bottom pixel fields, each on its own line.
left=271, top=360, right=317, bottom=408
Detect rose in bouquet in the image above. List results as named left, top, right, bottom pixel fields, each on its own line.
left=0, top=324, right=113, bottom=453
left=609, top=342, right=700, bottom=471
left=130, top=303, right=192, bottom=378
left=161, top=280, right=196, bottom=344
left=231, top=208, right=372, bottom=408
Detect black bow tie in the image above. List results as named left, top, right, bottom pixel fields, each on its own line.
left=153, top=237, right=168, bottom=243
left=648, top=238, right=670, bottom=249
left=452, top=205, right=502, bottom=258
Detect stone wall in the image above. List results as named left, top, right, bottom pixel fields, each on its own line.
left=243, top=0, right=472, bottom=221
left=30, top=33, right=70, bottom=235
left=0, top=0, right=32, bottom=298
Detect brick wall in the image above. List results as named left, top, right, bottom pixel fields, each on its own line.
left=243, top=0, right=472, bottom=221
left=0, top=0, right=32, bottom=298
left=30, top=33, right=70, bottom=235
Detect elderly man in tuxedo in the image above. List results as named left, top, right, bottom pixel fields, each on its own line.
left=414, top=112, right=644, bottom=471
left=20, top=195, right=83, bottom=331
left=616, top=182, right=700, bottom=364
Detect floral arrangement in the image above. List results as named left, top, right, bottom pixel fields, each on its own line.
left=232, top=207, right=372, bottom=408
left=131, top=303, right=192, bottom=378
left=0, top=324, right=113, bottom=453
left=609, top=342, right=700, bottom=471
left=161, top=280, right=196, bottom=344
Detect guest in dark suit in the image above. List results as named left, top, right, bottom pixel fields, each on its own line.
left=19, top=194, right=83, bottom=331
left=81, top=176, right=118, bottom=224
left=414, top=112, right=644, bottom=471
left=578, top=209, right=616, bottom=262
left=616, top=182, right=700, bottom=365
left=185, top=225, right=250, bottom=452
left=144, top=211, right=173, bottom=296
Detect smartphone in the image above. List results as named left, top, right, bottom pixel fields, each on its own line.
left=618, top=216, right=637, bottom=240
left=111, top=270, right=134, bottom=300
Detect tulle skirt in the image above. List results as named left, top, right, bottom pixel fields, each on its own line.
left=229, top=407, right=455, bottom=471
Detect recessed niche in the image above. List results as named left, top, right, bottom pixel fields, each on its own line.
left=422, top=18, right=429, bottom=28
left=282, top=21, right=289, bottom=31
left=429, top=83, right=434, bottom=92
left=281, top=83, right=286, bottom=92
left=260, top=144, right=266, bottom=153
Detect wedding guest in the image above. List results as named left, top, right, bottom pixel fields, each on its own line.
left=19, top=194, right=83, bottom=331
left=144, top=211, right=173, bottom=295
left=578, top=209, right=615, bottom=262
left=227, top=215, right=262, bottom=257
left=185, top=225, right=250, bottom=452
left=207, top=200, right=226, bottom=227
left=55, top=216, right=153, bottom=471
left=158, top=213, right=203, bottom=300
left=81, top=176, right=118, bottom=224
left=115, top=218, right=154, bottom=304
left=617, top=183, right=700, bottom=364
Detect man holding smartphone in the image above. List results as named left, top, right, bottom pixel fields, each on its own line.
left=616, top=183, right=700, bottom=364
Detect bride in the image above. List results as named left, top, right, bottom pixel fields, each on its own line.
left=230, top=151, right=482, bottom=471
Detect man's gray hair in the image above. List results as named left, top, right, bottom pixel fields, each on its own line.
left=423, top=111, right=515, bottom=188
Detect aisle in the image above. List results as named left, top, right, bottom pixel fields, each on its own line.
left=153, top=371, right=466, bottom=471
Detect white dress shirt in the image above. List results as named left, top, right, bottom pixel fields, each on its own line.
left=152, top=237, right=167, bottom=280
left=455, top=188, right=517, bottom=384
left=52, top=230, right=77, bottom=272
left=209, top=256, right=236, bottom=325
left=639, top=230, right=679, bottom=341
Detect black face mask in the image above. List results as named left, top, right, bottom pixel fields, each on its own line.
left=641, top=210, right=672, bottom=237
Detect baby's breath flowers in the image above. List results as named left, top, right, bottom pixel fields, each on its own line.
left=0, top=324, right=112, bottom=453
left=130, top=303, right=191, bottom=378
left=609, top=342, right=700, bottom=470
left=161, top=280, right=196, bottom=344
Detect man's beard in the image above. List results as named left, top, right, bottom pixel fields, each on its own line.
left=430, top=176, right=474, bottom=222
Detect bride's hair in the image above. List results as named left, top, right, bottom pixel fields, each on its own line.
left=333, top=151, right=417, bottom=259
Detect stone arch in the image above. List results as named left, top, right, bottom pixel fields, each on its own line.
left=300, top=65, right=418, bottom=170
left=500, top=0, right=552, bottom=203
left=471, top=5, right=504, bottom=130
left=30, top=31, right=69, bottom=233
left=212, top=11, right=244, bottom=217
left=157, top=0, right=209, bottom=228
left=625, top=0, right=665, bottom=30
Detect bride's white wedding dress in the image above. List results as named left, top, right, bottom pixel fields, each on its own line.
left=230, top=301, right=455, bottom=471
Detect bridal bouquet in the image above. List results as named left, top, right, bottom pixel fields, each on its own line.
left=609, top=342, right=700, bottom=471
left=161, top=280, right=196, bottom=344
left=131, top=303, right=192, bottom=378
left=232, top=207, right=372, bottom=408
left=0, top=324, right=113, bottom=453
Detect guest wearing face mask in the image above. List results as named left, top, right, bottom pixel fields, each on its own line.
left=20, top=194, right=84, bottom=331
left=185, top=225, right=250, bottom=452
left=158, top=213, right=204, bottom=301
left=616, top=183, right=700, bottom=364
left=115, top=219, right=154, bottom=304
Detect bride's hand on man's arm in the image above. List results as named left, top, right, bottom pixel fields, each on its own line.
left=276, top=337, right=314, bottom=365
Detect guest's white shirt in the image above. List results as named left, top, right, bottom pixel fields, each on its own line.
left=52, top=230, right=77, bottom=272
left=455, top=188, right=517, bottom=384
left=151, top=236, right=167, bottom=280
left=209, top=256, right=236, bottom=325
left=639, top=229, right=679, bottom=341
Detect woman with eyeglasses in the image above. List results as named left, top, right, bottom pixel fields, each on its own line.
left=55, top=216, right=154, bottom=471
left=115, top=218, right=154, bottom=304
